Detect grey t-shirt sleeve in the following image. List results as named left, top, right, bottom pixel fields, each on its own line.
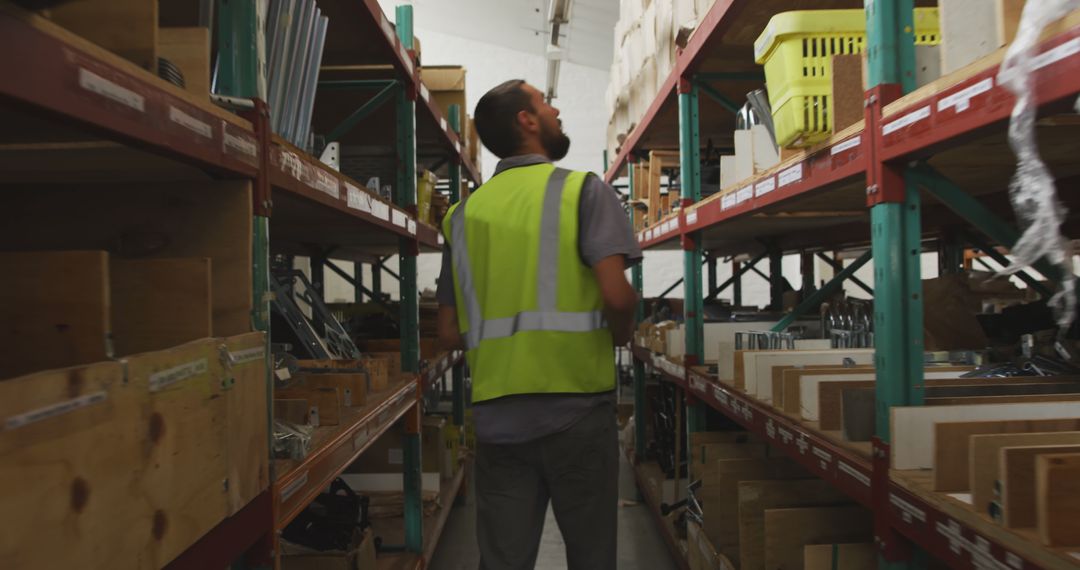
left=436, top=246, right=456, bottom=306
left=578, top=174, right=644, bottom=268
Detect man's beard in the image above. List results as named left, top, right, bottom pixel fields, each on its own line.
left=541, top=124, right=571, bottom=160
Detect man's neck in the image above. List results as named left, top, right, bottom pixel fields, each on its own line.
left=515, top=144, right=550, bottom=159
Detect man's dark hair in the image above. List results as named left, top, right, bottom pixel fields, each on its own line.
left=474, top=79, right=534, bottom=159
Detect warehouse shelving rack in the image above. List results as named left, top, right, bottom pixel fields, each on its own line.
left=608, top=1, right=1080, bottom=569
left=0, top=1, right=473, bottom=568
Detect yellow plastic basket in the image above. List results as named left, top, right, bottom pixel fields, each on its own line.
left=754, top=8, right=940, bottom=148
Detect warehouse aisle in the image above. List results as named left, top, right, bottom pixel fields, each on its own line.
left=428, top=448, right=677, bottom=570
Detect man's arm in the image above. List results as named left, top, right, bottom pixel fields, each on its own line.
left=577, top=174, right=644, bottom=346
left=437, top=304, right=464, bottom=351
left=435, top=245, right=464, bottom=351
left=592, top=255, right=637, bottom=345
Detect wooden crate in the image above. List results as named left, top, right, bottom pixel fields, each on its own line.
left=297, top=371, right=368, bottom=408
left=0, top=361, right=149, bottom=568
left=369, top=352, right=404, bottom=385
left=125, top=338, right=229, bottom=567
left=223, top=332, right=269, bottom=515
left=0, top=181, right=253, bottom=341
left=47, top=0, right=158, bottom=70
left=0, top=250, right=111, bottom=379
left=111, top=257, right=213, bottom=357
left=296, top=356, right=391, bottom=393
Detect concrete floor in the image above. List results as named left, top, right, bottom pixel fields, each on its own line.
left=428, top=450, right=677, bottom=570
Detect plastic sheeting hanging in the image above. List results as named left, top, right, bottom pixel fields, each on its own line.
left=998, top=0, right=1080, bottom=330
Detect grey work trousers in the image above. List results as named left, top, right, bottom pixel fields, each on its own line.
left=475, top=403, right=619, bottom=570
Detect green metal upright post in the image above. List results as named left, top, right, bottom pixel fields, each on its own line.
left=394, top=4, right=423, bottom=556
left=216, top=0, right=262, bottom=98
left=732, top=261, right=742, bottom=306
left=448, top=103, right=466, bottom=428
left=371, top=261, right=382, bottom=299
left=218, top=4, right=270, bottom=568
left=866, top=1, right=923, bottom=567
left=678, top=77, right=706, bottom=435
left=629, top=161, right=647, bottom=462
left=707, top=255, right=717, bottom=299
left=769, top=248, right=784, bottom=310
left=354, top=264, right=364, bottom=303
left=938, top=229, right=965, bottom=275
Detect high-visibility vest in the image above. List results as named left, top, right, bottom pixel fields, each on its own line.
left=442, top=163, right=616, bottom=403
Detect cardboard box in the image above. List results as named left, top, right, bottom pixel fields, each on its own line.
left=347, top=417, right=445, bottom=476
left=420, top=66, right=468, bottom=141
left=281, top=528, right=376, bottom=570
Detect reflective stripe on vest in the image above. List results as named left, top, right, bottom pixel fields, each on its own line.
left=449, top=167, right=606, bottom=350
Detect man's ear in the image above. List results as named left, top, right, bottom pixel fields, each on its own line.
left=516, top=109, right=538, bottom=134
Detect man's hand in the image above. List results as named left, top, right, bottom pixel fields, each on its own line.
left=437, top=304, right=465, bottom=351
left=591, top=255, right=638, bottom=346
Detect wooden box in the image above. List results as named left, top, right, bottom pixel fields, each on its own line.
left=297, top=371, right=368, bottom=408
left=223, top=332, right=269, bottom=515
left=0, top=252, right=214, bottom=379
left=0, top=181, right=253, bottom=343
left=125, top=338, right=230, bottom=566
left=48, top=0, right=159, bottom=70
left=296, top=357, right=391, bottom=393
left=0, top=251, right=112, bottom=378
left=0, top=361, right=148, bottom=568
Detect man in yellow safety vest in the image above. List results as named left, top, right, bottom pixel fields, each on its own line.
left=436, top=79, right=642, bottom=569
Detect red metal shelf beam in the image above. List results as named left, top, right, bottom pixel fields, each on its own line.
left=274, top=379, right=420, bottom=530
left=269, top=139, right=423, bottom=241
left=881, top=30, right=1080, bottom=162
left=421, top=350, right=464, bottom=394
left=685, top=133, right=867, bottom=232
left=0, top=6, right=260, bottom=180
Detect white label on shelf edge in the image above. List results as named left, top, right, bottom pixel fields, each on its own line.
left=721, top=193, right=736, bottom=210
left=812, top=446, right=833, bottom=465
left=4, top=391, right=107, bottom=431
left=421, top=85, right=430, bottom=101
left=346, top=183, right=369, bottom=212
left=438, top=233, right=444, bottom=244
left=371, top=201, right=391, bottom=221
left=687, top=210, right=698, bottom=225
left=736, top=185, right=753, bottom=204
left=440, top=117, right=447, bottom=132
left=407, top=219, right=416, bottom=235
left=831, top=136, right=862, bottom=155
left=778, top=163, right=803, bottom=187
left=78, top=68, right=145, bottom=112
left=647, top=229, right=655, bottom=240
left=1032, top=36, right=1080, bottom=71
left=754, top=177, right=776, bottom=197
left=148, top=358, right=209, bottom=393
left=224, top=131, right=257, bottom=158
left=889, top=493, right=927, bottom=523
left=838, top=461, right=871, bottom=487
left=314, top=171, right=339, bottom=198
left=168, top=106, right=212, bottom=138
left=937, top=77, right=993, bottom=113
left=380, top=14, right=395, bottom=43
left=391, top=209, right=408, bottom=228
left=883, top=105, right=931, bottom=135
left=281, top=150, right=303, bottom=179
left=399, top=45, right=414, bottom=73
